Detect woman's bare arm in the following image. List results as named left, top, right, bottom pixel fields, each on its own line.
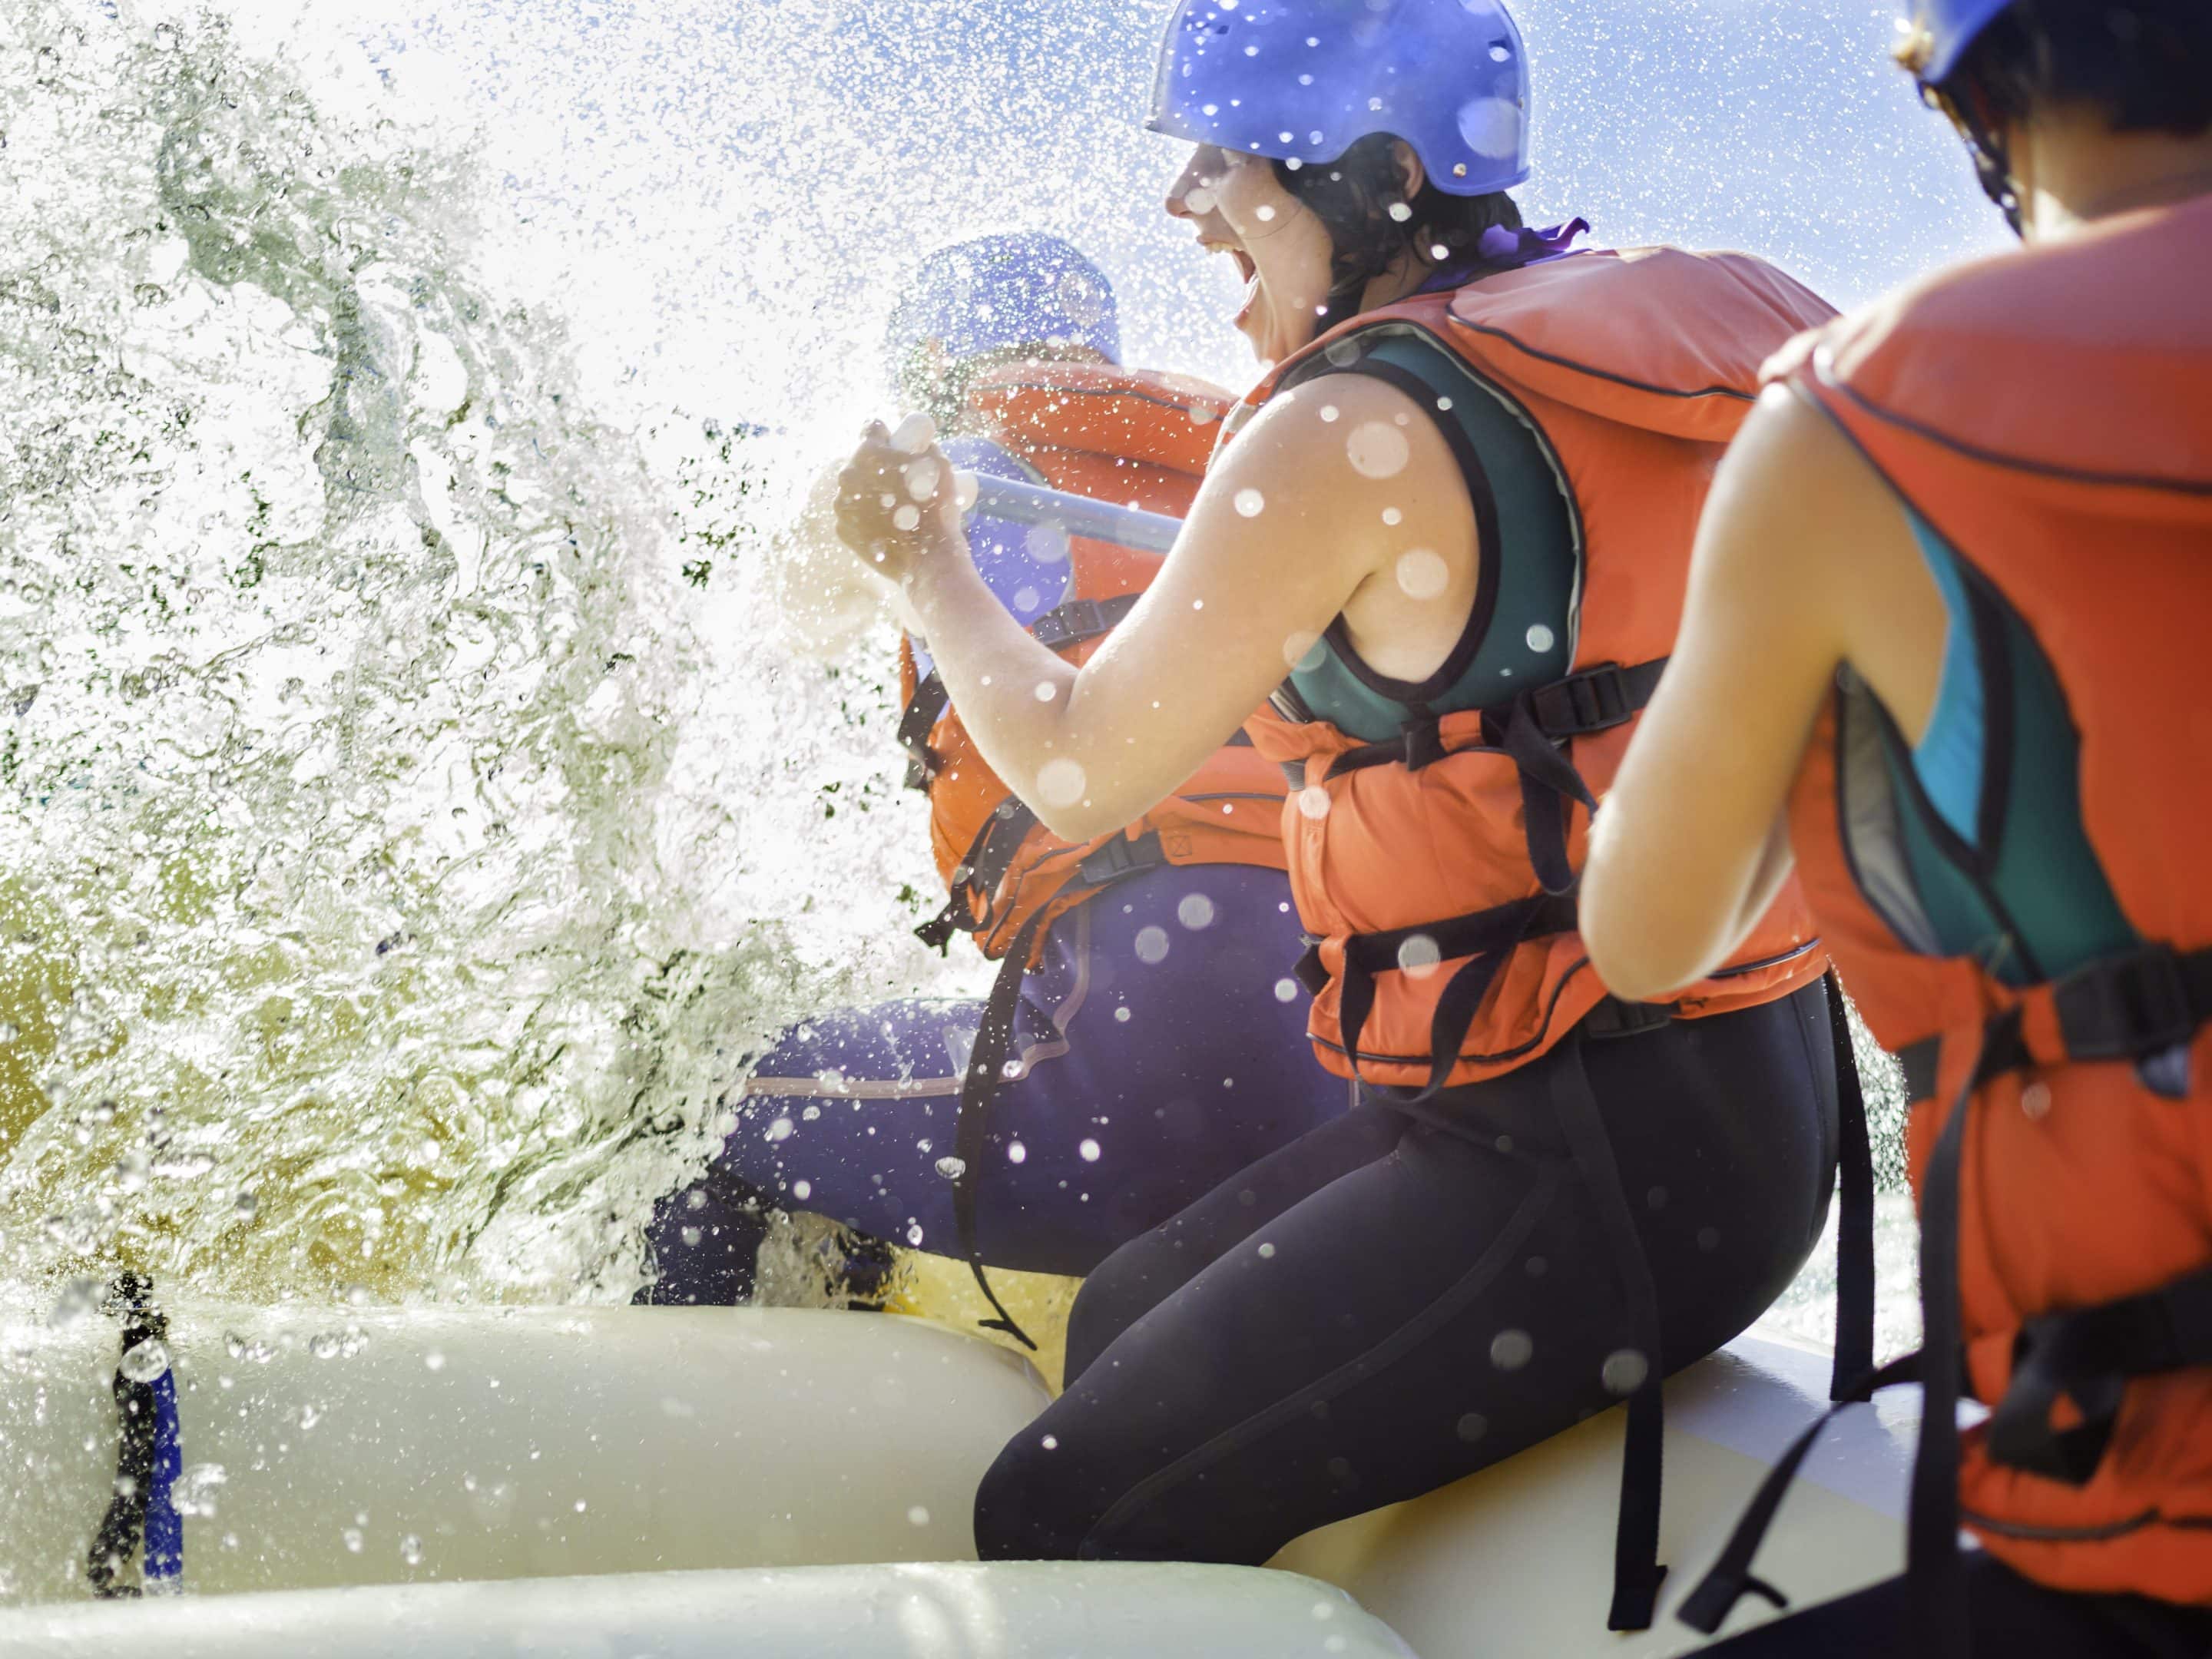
left=1581, top=388, right=1913, bottom=1001
left=838, top=373, right=1472, bottom=840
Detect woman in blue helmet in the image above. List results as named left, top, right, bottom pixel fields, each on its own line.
left=1583, top=1, right=2212, bottom=1652
left=637, top=233, right=1349, bottom=1318
left=835, top=0, right=1848, bottom=1624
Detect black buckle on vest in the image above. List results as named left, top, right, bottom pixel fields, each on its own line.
left=1075, top=829, right=1166, bottom=889
left=1581, top=997, right=1675, bottom=1041
left=1293, top=937, right=1330, bottom=998
left=2053, top=943, right=2201, bottom=1063
left=1534, top=662, right=1640, bottom=737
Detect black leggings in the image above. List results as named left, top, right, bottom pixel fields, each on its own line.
left=1701, top=1552, right=2212, bottom=1658
left=973, top=980, right=1839, bottom=1564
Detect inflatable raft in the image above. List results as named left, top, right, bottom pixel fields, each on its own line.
left=0, top=1297, right=1914, bottom=1655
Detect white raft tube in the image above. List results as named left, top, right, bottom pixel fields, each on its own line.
left=0, top=1299, right=1914, bottom=1655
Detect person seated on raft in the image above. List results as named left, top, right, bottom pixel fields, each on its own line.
left=1581, top=1, right=2212, bottom=1652
left=833, top=0, right=1854, bottom=1627
left=637, top=233, right=1348, bottom=1318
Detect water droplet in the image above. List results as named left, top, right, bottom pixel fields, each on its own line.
left=766, top=1117, right=795, bottom=1143
left=1078, top=1138, right=1101, bottom=1163
left=935, top=1155, right=967, bottom=1181
left=1134, top=926, right=1171, bottom=965
left=1184, top=186, right=1217, bottom=215
left=1233, top=488, right=1266, bottom=518
left=1041, top=1434, right=1059, bottom=1450
left=1525, top=624, right=1556, bottom=654
left=1037, top=757, right=1086, bottom=806
left=1177, top=893, right=1216, bottom=931
left=792, top=1180, right=813, bottom=1200
left=171, top=1463, right=227, bottom=1518
left=1381, top=505, right=1403, bottom=526
left=680, top=1226, right=702, bottom=1247
left=1257, top=1241, right=1277, bottom=1259
left=903, top=455, right=941, bottom=502
left=1457, top=96, right=1522, bottom=160
left=1283, top=630, right=1327, bottom=671
left=1697, top=1226, right=1721, bottom=1253
left=2021, top=1081, right=2052, bottom=1120
left=1256, top=204, right=1277, bottom=222
left=1396, top=549, right=1449, bottom=600
left=1602, top=1349, right=1651, bottom=1396
left=1297, top=786, right=1332, bottom=821
left=906, top=1224, right=924, bottom=1245
left=892, top=505, right=920, bottom=532
left=1396, top=933, right=1442, bottom=975
left=907, top=1505, right=931, bottom=1527
left=1348, top=422, right=1410, bottom=479
left=1489, top=1329, right=1533, bottom=1371
left=1456, top=1412, right=1488, bottom=1443
left=1114, top=1006, right=1132, bottom=1023
left=1007, top=1141, right=1027, bottom=1164
left=1318, top=403, right=1341, bottom=423
left=1274, top=978, right=1300, bottom=1003
left=424, top=1350, right=447, bottom=1372
left=119, top=1339, right=171, bottom=1384
left=1387, top=202, right=1413, bottom=223
left=1524, top=1255, right=1548, bottom=1278
left=399, top=1535, right=423, bottom=1565
left=342, top=1528, right=363, bottom=1554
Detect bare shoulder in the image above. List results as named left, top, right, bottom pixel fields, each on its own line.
left=1211, top=368, right=1451, bottom=488
left=1700, top=384, right=1901, bottom=592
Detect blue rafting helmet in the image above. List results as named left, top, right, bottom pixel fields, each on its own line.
left=1896, top=0, right=2015, bottom=88
left=1147, top=0, right=1532, bottom=197
left=1895, top=0, right=2026, bottom=234
left=885, top=233, right=1121, bottom=371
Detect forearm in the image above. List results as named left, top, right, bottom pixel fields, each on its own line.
left=902, top=550, right=1099, bottom=834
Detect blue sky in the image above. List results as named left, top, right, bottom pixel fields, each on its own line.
left=383, top=0, right=2009, bottom=412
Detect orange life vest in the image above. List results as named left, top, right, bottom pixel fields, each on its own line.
left=899, top=360, right=1291, bottom=962
left=1231, top=248, right=1836, bottom=1092
left=1771, top=196, right=2212, bottom=1608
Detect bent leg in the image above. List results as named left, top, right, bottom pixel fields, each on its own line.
left=976, top=988, right=1837, bottom=1564
left=641, top=869, right=1347, bottom=1301
left=1062, top=1102, right=1403, bottom=1383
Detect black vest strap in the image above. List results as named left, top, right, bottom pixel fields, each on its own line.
left=85, top=1272, right=167, bottom=1599
left=899, top=594, right=1143, bottom=792
left=949, top=831, right=1171, bottom=1351
left=1687, top=941, right=2212, bottom=1653
left=1828, top=972, right=1878, bottom=1399
left=1331, top=892, right=1581, bottom=1104
left=1548, top=1035, right=1671, bottom=1631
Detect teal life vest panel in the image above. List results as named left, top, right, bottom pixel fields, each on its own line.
left=1836, top=508, right=2136, bottom=988
left=1268, top=326, right=1580, bottom=743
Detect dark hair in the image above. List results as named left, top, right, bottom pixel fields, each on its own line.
left=1272, top=134, right=1522, bottom=333
left=1943, top=0, right=2212, bottom=136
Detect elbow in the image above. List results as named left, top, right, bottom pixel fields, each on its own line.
left=1580, top=861, right=1704, bottom=1005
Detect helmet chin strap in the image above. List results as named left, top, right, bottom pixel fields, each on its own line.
left=1931, top=80, right=2026, bottom=239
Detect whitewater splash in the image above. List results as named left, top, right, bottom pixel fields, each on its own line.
left=0, top=0, right=1939, bottom=1357
left=0, top=0, right=952, bottom=1308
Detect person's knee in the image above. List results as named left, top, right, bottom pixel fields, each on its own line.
left=972, top=1430, right=1096, bottom=1561
left=1062, top=1229, right=1181, bottom=1383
